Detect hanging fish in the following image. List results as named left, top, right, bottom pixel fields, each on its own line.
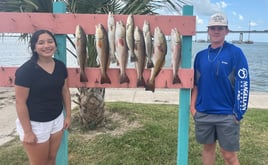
left=115, top=21, right=129, bottom=84
left=171, top=28, right=182, bottom=84
left=146, top=27, right=167, bottom=92
left=95, top=24, right=111, bottom=84
left=75, top=25, right=88, bottom=82
left=126, top=14, right=136, bottom=62
left=107, top=12, right=117, bottom=63
left=134, top=26, right=146, bottom=87
left=143, top=20, right=153, bottom=68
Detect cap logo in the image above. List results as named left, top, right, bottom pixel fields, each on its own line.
left=212, top=15, right=225, bottom=23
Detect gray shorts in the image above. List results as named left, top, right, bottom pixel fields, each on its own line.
left=194, top=111, right=240, bottom=151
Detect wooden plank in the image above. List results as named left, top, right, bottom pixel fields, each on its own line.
left=177, top=6, right=193, bottom=165
left=0, top=12, right=196, bottom=35
left=0, top=67, right=193, bottom=89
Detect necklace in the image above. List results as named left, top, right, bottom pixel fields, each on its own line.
left=207, top=46, right=223, bottom=62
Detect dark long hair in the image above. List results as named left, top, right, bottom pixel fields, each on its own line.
left=29, top=30, right=57, bottom=62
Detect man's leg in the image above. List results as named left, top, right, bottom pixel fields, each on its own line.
left=202, top=143, right=216, bottom=165
left=220, top=148, right=240, bottom=165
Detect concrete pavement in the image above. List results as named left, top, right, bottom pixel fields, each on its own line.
left=0, top=87, right=267, bottom=146
left=104, top=88, right=268, bottom=109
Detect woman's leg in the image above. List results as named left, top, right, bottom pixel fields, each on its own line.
left=47, top=130, right=64, bottom=165
left=23, top=141, right=49, bottom=165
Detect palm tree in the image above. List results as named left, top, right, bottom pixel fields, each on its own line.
left=0, top=0, right=187, bottom=129
left=0, top=0, right=53, bottom=12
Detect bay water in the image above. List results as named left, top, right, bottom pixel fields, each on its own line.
left=0, top=36, right=267, bottom=92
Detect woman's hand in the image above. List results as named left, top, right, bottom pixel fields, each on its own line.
left=23, top=131, right=37, bottom=144
left=63, top=116, right=71, bottom=130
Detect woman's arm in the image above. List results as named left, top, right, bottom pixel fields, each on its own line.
left=62, top=79, right=71, bottom=129
left=15, top=85, right=37, bottom=143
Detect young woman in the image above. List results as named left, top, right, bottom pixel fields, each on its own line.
left=15, top=30, right=71, bottom=165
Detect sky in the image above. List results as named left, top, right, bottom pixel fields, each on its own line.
left=161, top=0, right=268, bottom=42
left=190, top=0, right=268, bottom=42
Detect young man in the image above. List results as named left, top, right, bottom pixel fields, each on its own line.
left=191, top=13, right=250, bottom=165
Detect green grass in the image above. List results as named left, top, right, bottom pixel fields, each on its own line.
left=0, top=102, right=267, bottom=165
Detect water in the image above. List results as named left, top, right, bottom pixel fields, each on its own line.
left=1, top=37, right=267, bottom=92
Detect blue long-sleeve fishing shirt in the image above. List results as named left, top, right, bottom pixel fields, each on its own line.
left=194, top=41, right=250, bottom=121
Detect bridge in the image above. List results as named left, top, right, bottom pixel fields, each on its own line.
left=196, top=30, right=268, bottom=33
left=196, top=30, right=268, bottom=43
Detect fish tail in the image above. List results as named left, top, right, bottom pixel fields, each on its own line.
left=120, top=73, right=130, bottom=84
left=146, top=61, right=154, bottom=68
left=172, top=75, right=181, bottom=84
left=137, top=77, right=146, bottom=87
left=145, top=79, right=155, bottom=92
left=80, top=70, right=88, bottom=82
left=101, top=74, right=111, bottom=84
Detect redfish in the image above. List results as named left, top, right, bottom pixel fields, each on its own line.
left=134, top=26, right=146, bottom=87
left=75, top=25, right=88, bottom=82
left=95, top=24, right=111, bottom=84
left=107, top=12, right=117, bottom=63
left=171, top=28, right=182, bottom=84
left=145, top=27, right=167, bottom=92
left=143, top=20, right=153, bottom=68
left=115, top=21, right=129, bottom=84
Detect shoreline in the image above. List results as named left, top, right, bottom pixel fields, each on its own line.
left=0, top=87, right=267, bottom=146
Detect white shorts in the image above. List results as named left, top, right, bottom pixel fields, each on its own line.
left=16, top=112, right=64, bottom=143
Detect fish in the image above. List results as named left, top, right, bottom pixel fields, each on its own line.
left=75, top=25, right=88, bottom=82
left=171, top=28, right=182, bottom=84
left=143, top=20, right=154, bottom=68
left=145, top=27, right=167, bottom=92
left=126, top=14, right=136, bottom=62
left=95, top=23, right=111, bottom=84
left=115, top=21, right=129, bottom=84
left=134, top=26, right=146, bottom=87
left=107, top=12, right=117, bottom=63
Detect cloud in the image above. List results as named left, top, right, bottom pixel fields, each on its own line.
left=232, top=11, right=243, bottom=21
left=190, top=0, right=227, bottom=15
left=238, top=14, right=244, bottom=20
left=196, top=16, right=204, bottom=25
left=216, top=1, right=228, bottom=8
left=250, top=21, right=258, bottom=26
left=232, top=11, right=237, bottom=16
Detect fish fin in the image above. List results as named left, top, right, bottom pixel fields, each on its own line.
left=101, top=74, right=111, bottom=84
left=120, top=73, right=130, bottom=84
left=80, top=70, right=88, bottom=82
left=146, top=61, right=154, bottom=68
left=137, top=77, right=146, bottom=87
left=116, top=60, right=120, bottom=66
left=130, top=53, right=137, bottom=62
left=172, top=75, right=181, bottom=84
left=110, top=54, right=117, bottom=63
left=145, top=79, right=155, bottom=92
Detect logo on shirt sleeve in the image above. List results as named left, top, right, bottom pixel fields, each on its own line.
left=238, top=68, right=248, bottom=79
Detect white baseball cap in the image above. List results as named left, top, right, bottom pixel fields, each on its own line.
left=208, top=13, right=228, bottom=27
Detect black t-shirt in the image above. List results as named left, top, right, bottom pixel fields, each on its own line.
left=15, top=58, right=68, bottom=122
